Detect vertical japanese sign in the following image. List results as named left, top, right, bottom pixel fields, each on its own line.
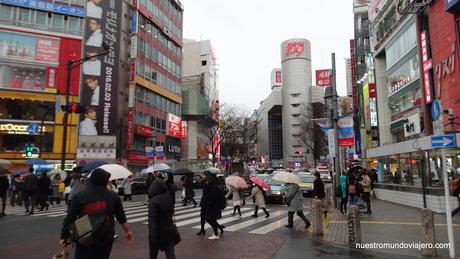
left=79, top=0, right=121, bottom=137
left=127, top=109, right=133, bottom=149
left=420, top=31, right=433, bottom=104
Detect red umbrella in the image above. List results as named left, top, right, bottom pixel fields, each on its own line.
left=250, top=176, right=271, bottom=191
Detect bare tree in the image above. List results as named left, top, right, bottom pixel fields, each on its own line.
left=296, top=103, right=328, bottom=167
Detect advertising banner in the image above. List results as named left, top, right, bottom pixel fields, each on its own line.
left=271, top=68, right=282, bottom=88
left=404, top=113, right=421, bottom=137
left=79, top=0, right=121, bottom=138
left=76, top=136, right=116, bottom=161
left=281, top=39, right=308, bottom=62
left=127, top=109, right=133, bottom=149
left=0, top=63, right=56, bottom=92
left=167, top=113, right=182, bottom=138
left=0, top=0, right=85, bottom=17
left=338, top=117, right=355, bottom=146
left=315, top=69, right=332, bottom=87
left=311, top=118, right=331, bottom=134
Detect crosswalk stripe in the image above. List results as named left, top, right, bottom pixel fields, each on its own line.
left=192, top=210, right=257, bottom=230
left=172, top=208, right=252, bottom=227
left=126, top=206, right=202, bottom=223
left=224, top=210, right=288, bottom=232
left=249, top=217, right=289, bottom=234
left=36, top=202, right=145, bottom=217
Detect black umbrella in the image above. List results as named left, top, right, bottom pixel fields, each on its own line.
left=174, top=168, right=194, bottom=175
left=81, top=160, right=108, bottom=173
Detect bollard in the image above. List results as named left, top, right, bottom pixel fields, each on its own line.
left=347, top=205, right=361, bottom=247
left=312, top=198, right=323, bottom=236
left=420, top=208, right=437, bottom=257
left=326, top=185, right=333, bottom=207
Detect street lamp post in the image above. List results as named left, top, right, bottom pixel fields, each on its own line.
left=60, top=44, right=110, bottom=170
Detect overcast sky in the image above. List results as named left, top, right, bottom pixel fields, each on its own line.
left=181, top=0, right=354, bottom=112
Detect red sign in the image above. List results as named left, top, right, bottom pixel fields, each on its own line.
left=369, top=83, right=376, bottom=98
left=134, top=124, right=154, bottom=137
left=316, top=69, right=332, bottom=87
left=167, top=113, right=182, bottom=138
left=181, top=121, right=187, bottom=139
left=420, top=31, right=433, bottom=103
left=350, top=39, right=358, bottom=111
left=129, top=62, right=135, bottom=83
left=275, top=70, right=282, bottom=84
left=127, top=110, right=133, bottom=149
left=128, top=151, right=151, bottom=164
left=284, top=41, right=305, bottom=57
left=36, top=38, right=60, bottom=63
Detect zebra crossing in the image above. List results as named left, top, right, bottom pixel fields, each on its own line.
left=3, top=198, right=310, bottom=235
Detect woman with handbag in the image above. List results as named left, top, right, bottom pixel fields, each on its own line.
left=148, top=174, right=180, bottom=259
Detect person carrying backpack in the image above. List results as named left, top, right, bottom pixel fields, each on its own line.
left=451, top=168, right=460, bottom=216
left=59, top=168, right=134, bottom=259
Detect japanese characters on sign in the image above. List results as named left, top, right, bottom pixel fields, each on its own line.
left=420, top=31, right=433, bottom=103
left=315, top=69, right=332, bottom=87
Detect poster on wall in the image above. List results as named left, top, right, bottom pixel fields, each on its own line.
left=78, top=0, right=121, bottom=139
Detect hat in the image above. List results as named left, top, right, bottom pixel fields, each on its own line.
left=89, top=168, right=111, bottom=186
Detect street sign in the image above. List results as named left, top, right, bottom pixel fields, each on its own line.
left=146, top=147, right=154, bottom=157
left=431, top=135, right=456, bottom=148
left=431, top=99, right=442, bottom=121
left=433, top=119, right=444, bottom=136
left=27, top=123, right=40, bottom=135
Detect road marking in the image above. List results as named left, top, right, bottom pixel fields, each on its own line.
left=192, top=210, right=259, bottom=229
left=249, top=217, right=289, bottom=234
left=225, top=210, right=287, bottom=232
left=168, top=207, right=252, bottom=227
left=329, top=220, right=460, bottom=227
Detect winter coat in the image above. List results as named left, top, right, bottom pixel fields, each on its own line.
left=0, top=176, right=8, bottom=195
left=226, top=188, right=241, bottom=203
left=313, top=177, right=325, bottom=199
left=203, top=183, right=222, bottom=220
left=249, top=186, right=266, bottom=208
left=37, top=175, right=51, bottom=196
left=286, top=184, right=303, bottom=212
left=24, top=174, right=38, bottom=193
left=68, top=177, right=82, bottom=201
left=360, top=175, right=372, bottom=193
left=148, top=179, right=177, bottom=249
left=121, top=178, right=132, bottom=195
left=339, top=175, right=348, bottom=199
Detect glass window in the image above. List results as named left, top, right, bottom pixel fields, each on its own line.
left=18, top=7, right=30, bottom=23
left=386, top=22, right=417, bottom=70
left=145, top=43, right=152, bottom=58
left=52, top=14, right=64, bottom=32
left=34, top=10, right=47, bottom=29
left=388, top=55, right=420, bottom=96
left=0, top=5, right=13, bottom=21
left=145, top=64, right=152, bottom=80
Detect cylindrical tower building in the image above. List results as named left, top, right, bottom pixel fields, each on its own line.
left=280, top=38, right=313, bottom=168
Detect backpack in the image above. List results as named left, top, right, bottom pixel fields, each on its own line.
left=70, top=211, right=115, bottom=247
left=348, top=184, right=357, bottom=195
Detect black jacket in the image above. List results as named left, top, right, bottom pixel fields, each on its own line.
left=201, top=182, right=222, bottom=220
left=60, top=183, right=127, bottom=242
left=0, top=176, right=8, bottom=194
left=313, top=177, right=325, bottom=199
left=24, top=174, right=38, bottom=193
left=148, top=179, right=176, bottom=248
left=37, top=175, right=51, bottom=195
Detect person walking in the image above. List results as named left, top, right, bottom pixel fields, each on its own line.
left=145, top=174, right=155, bottom=205
left=183, top=174, right=197, bottom=207
left=59, top=168, right=134, bottom=259
left=285, top=182, right=311, bottom=230
left=165, top=174, right=177, bottom=207
left=121, top=176, right=133, bottom=201
left=68, top=170, right=82, bottom=205
left=313, top=171, right=327, bottom=218
left=0, top=170, right=9, bottom=216
left=23, top=168, right=39, bottom=215
left=10, top=175, right=23, bottom=207
left=370, top=169, right=378, bottom=198
left=348, top=174, right=359, bottom=206
left=148, top=175, right=180, bottom=259
left=226, top=185, right=242, bottom=218
left=51, top=174, right=64, bottom=207
left=339, top=174, right=348, bottom=214
left=360, top=170, right=372, bottom=214
left=37, top=171, right=51, bottom=211
left=249, top=184, right=269, bottom=218
left=204, top=174, right=224, bottom=240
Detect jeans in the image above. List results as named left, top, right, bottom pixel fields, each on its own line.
left=74, top=243, right=113, bottom=259
left=349, top=195, right=359, bottom=206
left=149, top=242, right=176, bottom=259
left=287, top=211, right=310, bottom=227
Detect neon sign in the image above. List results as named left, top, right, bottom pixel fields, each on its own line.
left=284, top=41, right=305, bottom=57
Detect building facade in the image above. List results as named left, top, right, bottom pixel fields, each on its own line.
left=280, top=38, right=313, bottom=168
left=0, top=1, right=85, bottom=170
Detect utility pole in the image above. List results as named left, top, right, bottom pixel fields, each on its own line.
left=331, top=53, right=341, bottom=194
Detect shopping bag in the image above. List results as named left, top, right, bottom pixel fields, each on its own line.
left=52, top=248, right=69, bottom=259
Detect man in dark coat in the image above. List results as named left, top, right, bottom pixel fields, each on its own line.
left=37, top=171, right=51, bottom=211
left=148, top=177, right=178, bottom=259
left=0, top=169, right=9, bottom=216
left=183, top=174, right=197, bottom=207
left=313, top=171, right=327, bottom=217
left=203, top=174, right=223, bottom=240
left=59, top=168, right=134, bottom=259
left=23, top=167, right=38, bottom=215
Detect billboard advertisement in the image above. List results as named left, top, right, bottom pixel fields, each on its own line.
left=79, top=0, right=121, bottom=138
left=281, top=39, right=309, bottom=62
left=271, top=68, right=282, bottom=88
left=0, top=0, right=85, bottom=17
left=167, top=113, right=182, bottom=139
left=338, top=117, right=355, bottom=146
left=315, top=69, right=332, bottom=87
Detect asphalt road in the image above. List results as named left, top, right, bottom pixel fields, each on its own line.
left=0, top=191, right=417, bottom=259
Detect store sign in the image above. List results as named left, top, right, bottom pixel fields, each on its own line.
left=434, top=42, right=456, bottom=99
left=167, top=113, right=182, bottom=138
left=350, top=39, right=359, bottom=112
left=0, top=30, right=60, bottom=64
left=129, top=62, right=136, bottom=83
left=282, top=40, right=307, bottom=61
left=76, top=136, right=116, bottom=160
left=338, top=117, right=355, bottom=146
left=271, top=68, right=282, bottom=88
left=128, top=151, right=151, bottom=163
left=0, top=0, right=85, bottom=17
left=127, top=109, right=133, bottom=149
left=79, top=0, right=122, bottom=138
left=420, top=31, right=433, bottom=103
left=130, top=36, right=138, bottom=59
left=181, top=121, right=187, bottom=139
left=131, top=10, right=138, bottom=32
left=134, top=124, right=154, bottom=137
left=0, top=123, right=46, bottom=135
left=316, top=69, right=332, bottom=87
left=404, top=113, right=421, bottom=137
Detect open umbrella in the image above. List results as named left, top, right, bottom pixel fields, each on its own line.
left=48, top=170, right=67, bottom=181
left=0, top=159, right=11, bottom=169
left=250, top=176, right=271, bottom=191
left=205, top=167, right=221, bottom=174
left=11, top=170, right=29, bottom=177
left=175, top=168, right=194, bottom=175
left=225, top=175, right=248, bottom=189
left=146, top=163, right=171, bottom=173
left=24, top=158, right=49, bottom=166
left=81, top=160, right=108, bottom=173
left=90, top=164, right=132, bottom=181
left=0, top=168, right=10, bottom=176
left=272, top=171, right=301, bottom=185
left=139, top=168, right=148, bottom=176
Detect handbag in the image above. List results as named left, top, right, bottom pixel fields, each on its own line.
left=52, top=248, right=69, bottom=259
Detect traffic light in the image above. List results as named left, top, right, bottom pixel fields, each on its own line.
left=25, top=145, right=34, bottom=157
left=61, top=103, right=87, bottom=114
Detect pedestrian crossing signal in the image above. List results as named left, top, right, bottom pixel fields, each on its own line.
left=61, top=103, right=87, bottom=114
left=25, top=146, right=34, bottom=157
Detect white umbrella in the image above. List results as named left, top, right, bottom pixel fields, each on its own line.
left=91, top=164, right=132, bottom=180
left=0, top=159, right=11, bottom=169
left=205, top=167, right=221, bottom=174
left=146, top=163, right=171, bottom=173
left=272, top=171, right=302, bottom=185
left=48, top=170, right=67, bottom=181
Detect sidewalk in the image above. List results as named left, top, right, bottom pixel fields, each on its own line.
left=315, top=198, right=460, bottom=258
